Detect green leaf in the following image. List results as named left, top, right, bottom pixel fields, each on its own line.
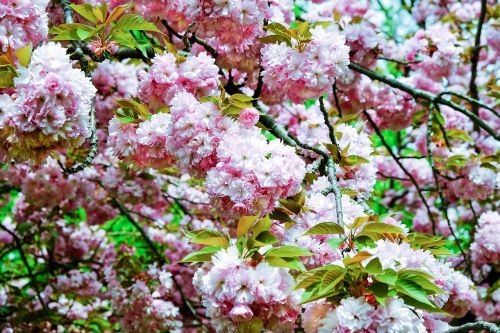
left=0, top=64, right=18, bottom=88
left=328, top=237, right=344, bottom=250
left=253, top=231, right=278, bottom=246
left=369, top=282, right=389, bottom=304
left=266, top=256, right=306, bottom=271
left=303, top=222, right=344, bottom=236
left=446, top=155, right=468, bottom=168
left=115, top=98, right=149, bottom=118
left=396, top=279, right=434, bottom=306
left=348, top=216, right=369, bottom=230
left=259, top=35, right=292, bottom=47
left=343, top=251, right=372, bottom=266
left=365, top=258, right=383, bottom=275
left=115, top=14, right=162, bottom=32
left=269, top=208, right=293, bottom=222
left=376, top=268, right=397, bottom=285
left=252, top=215, right=271, bottom=238
left=360, top=223, right=403, bottom=234
left=277, top=190, right=305, bottom=216
left=433, top=111, right=445, bottom=127
left=295, top=266, right=331, bottom=290
left=336, top=113, right=359, bottom=125
left=110, top=29, right=138, bottom=49
left=398, top=270, right=443, bottom=294
left=179, top=246, right=223, bottom=263
left=446, top=129, right=473, bottom=142
left=106, top=2, right=133, bottom=24
left=69, top=4, right=98, bottom=23
left=185, top=230, right=228, bottom=247
left=49, top=23, right=96, bottom=40
left=15, top=43, right=32, bottom=68
left=92, top=3, right=108, bottom=23
left=264, top=22, right=291, bottom=36
left=265, top=245, right=312, bottom=258
left=399, top=294, right=446, bottom=313
left=297, top=21, right=311, bottom=38
left=237, top=215, right=259, bottom=238
left=342, top=154, right=370, bottom=166
left=300, top=272, right=346, bottom=304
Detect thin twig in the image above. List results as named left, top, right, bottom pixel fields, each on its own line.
left=111, top=197, right=203, bottom=324
left=439, top=90, right=499, bottom=119
left=319, top=96, right=342, bottom=161
left=0, top=224, right=47, bottom=311
left=426, top=107, right=471, bottom=273
left=364, top=111, right=437, bottom=232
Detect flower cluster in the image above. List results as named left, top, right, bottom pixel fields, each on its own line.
left=0, top=0, right=49, bottom=51
left=279, top=189, right=367, bottom=268
left=193, top=246, right=301, bottom=332
left=261, top=24, right=350, bottom=103
left=138, top=52, right=220, bottom=110
left=179, top=0, right=293, bottom=73
left=105, top=263, right=183, bottom=332
left=167, top=92, right=306, bottom=215
left=470, top=211, right=500, bottom=279
left=303, top=297, right=427, bottom=333
left=108, top=113, right=176, bottom=169
left=0, top=42, right=96, bottom=163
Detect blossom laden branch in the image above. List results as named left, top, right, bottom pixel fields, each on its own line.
left=349, top=63, right=499, bottom=140
left=257, top=107, right=345, bottom=227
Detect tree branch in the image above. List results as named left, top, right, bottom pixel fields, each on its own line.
left=349, top=63, right=499, bottom=139
left=444, top=321, right=499, bottom=333
left=257, top=104, right=344, bottom=227
left=468, top=0, right=488, bottom=117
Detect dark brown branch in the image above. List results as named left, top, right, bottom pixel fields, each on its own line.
left=332, top=81, right=343, bottom=117
left=468, top=0, right=488, bottom=118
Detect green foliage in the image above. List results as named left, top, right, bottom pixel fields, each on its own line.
left=49, top=2, right=161, bottom=54
left=303, top=222, right=344, bottom=236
